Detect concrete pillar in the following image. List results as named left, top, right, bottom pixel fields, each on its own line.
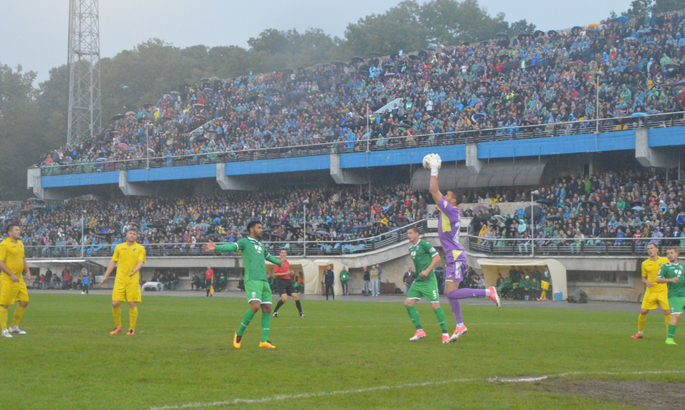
left=216, top=163, right=258, bottom=191
left=26, top=168, right=68, bottom=200
left=465, top=143, right=482, bottom=175
left=330, top=154, right=369, bottom=185
left=119, top=171, right=157, bottom=196
left=635, top=128, right=678, bottom=168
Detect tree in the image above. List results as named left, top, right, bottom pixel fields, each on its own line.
left=622, top=0, right=654, bottom=18
left=0, top=63, right=47, bottom=199
left=508, top=19, right=537, bottom=36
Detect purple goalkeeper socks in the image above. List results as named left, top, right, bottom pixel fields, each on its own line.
left=446, top=288, right=487, bottom=299
left=446, top=289, right=487, bottom=325
left=448, top=298, right=463, bottom=325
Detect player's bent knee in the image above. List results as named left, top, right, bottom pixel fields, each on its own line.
left=128, top=302, right=136, bottom=309
left=404, top=299, right=415, bottom=307
left=19, top=301, right=28, bottom=308
left=292, top=294, right=299, bottom=301
left=112, top=301, right=121, bottom=308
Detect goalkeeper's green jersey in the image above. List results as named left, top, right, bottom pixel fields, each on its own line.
left=216, top=237, right=281, bottom=281
left=409, top=239, right=438, bottom=283
left=657, top=262, right=685, bottom=298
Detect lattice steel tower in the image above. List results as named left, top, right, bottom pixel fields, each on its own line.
left=66, top=0, right=102, bottom=144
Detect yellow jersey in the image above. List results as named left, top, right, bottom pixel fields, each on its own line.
left=0, top=237, right=25, bottom=281
left=112, top=242, right=146, bottom=284
left=642, top=256, right=669, bottom=293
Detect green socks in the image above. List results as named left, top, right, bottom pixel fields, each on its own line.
left=406, top=306, right=422, bottom=329
left=434, top=307, right=448, bottom=333
left=237, top=309, right=256, bottom=336
left=261, top=312, right=271, bottom=342
left=668, top=324, right=677, bottom=339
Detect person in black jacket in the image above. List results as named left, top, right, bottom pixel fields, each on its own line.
left=323, top=265, right=335, bottom=300
left=363, top=266, right=370, bottom=296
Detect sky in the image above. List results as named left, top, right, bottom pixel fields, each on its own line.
left=2, top=0, right=631, bottom=84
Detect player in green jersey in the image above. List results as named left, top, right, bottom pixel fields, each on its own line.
left=404, top=226, right=450, bottom=343
left=656, top=247, right=685, bottom=345
left=204, top=220, right=283, bottom=349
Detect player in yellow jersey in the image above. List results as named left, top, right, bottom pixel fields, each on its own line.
left=632, top=242, right=671, bottom=339
left=100, top=227, right=146, bottom=336
left=0, top=223, right=30, bottom=338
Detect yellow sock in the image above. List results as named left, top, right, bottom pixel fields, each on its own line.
left=112, top=307, right=122, bottom=328
left=638, top=313, right=647, bottom=332
left=540, top=290, right=547, bottom=299
left=129, top=307, right=138, bottom=330
left=0, top=307, right=8, bottom=330
left=11, top=306, right=25, bottom=327
left=666, top=314, right=673, bottom=333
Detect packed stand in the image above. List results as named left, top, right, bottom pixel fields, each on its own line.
left=467, top=169, right=685, bottom=255
left=3, top=184, right=426, bottom=257
left=38, top=12, right=685, bottom=175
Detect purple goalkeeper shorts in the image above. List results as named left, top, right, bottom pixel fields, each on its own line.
left=445, top=261, right=465, bottom=282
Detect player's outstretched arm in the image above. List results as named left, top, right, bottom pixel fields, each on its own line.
left=266, top=253, right=283, bottom=267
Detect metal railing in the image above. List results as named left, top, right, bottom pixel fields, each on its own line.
left=467, top=234, right=683, bottom=257
left=25, top=219, right=430, bottom=259
left=36, top=110, right=685, bottom=176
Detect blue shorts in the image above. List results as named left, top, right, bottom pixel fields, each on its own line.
left=445, top=261, right=465, bottom=282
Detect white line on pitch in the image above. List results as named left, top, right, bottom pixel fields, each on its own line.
left=146, top=370, right=685, bottom=410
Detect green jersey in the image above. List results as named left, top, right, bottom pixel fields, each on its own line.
left=657, top=262, right=685, bottom=298
left=340, top=270, right=350, bottom=282
left=216, top=237, right=282, bottom=281
left=409, top=239, right=438, bottom=283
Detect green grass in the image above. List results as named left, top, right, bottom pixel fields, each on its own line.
left=0, top=294, right=682, bottom=410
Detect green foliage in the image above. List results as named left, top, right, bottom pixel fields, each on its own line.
left=621, top=0, right=685, bottom=17
left=0, top=63, right=49, bottom=199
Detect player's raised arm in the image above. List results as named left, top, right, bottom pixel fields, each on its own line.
left=423, top=153, right=444, bottom=205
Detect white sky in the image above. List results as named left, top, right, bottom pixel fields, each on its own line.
left=1, top=0, right=632, bottom=84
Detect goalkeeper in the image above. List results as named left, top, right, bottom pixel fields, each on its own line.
left=422, top=153, right=501, bottom=343
left=204, top=220, right=283, bottom=349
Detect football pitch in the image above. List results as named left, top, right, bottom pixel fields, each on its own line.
left=1, top=293, right=683, bottom=410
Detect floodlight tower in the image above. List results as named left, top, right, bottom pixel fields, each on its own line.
left=66, top=0, right=102, bottom=145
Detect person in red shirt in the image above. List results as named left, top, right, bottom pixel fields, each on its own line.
left=271, top=250, right=304, bottom=318
left=205, top=265, right=214, bottom=297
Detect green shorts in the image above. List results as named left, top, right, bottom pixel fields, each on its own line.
left=407, top=280, right=440, bottom=303
left=245, top=280, right=273, bottom=304
left=669, top=296, right=685, bottom=315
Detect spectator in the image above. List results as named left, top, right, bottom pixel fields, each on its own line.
left=362, top=266, right=370, bottom=296
left=323, top=264, right=335, bottom=300
left=515, top=275, right=533, bottom=300
left=191, top=274, right=199, bottom=290
left=81, top=273, right=90, bottom=295
left=403, top=265, right=415, bottom=294
left=340, top=266, right=350, bottom=296
left=370, top=265, right=380, bottom=297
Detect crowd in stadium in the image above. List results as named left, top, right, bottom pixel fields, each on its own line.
left=470, top=169, right=685, bottom=252
left=9, top=184, right=426, bottom=257
left=7, top=166, right=685, bottom=256
left=39, top=12, right=685, bottom=175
